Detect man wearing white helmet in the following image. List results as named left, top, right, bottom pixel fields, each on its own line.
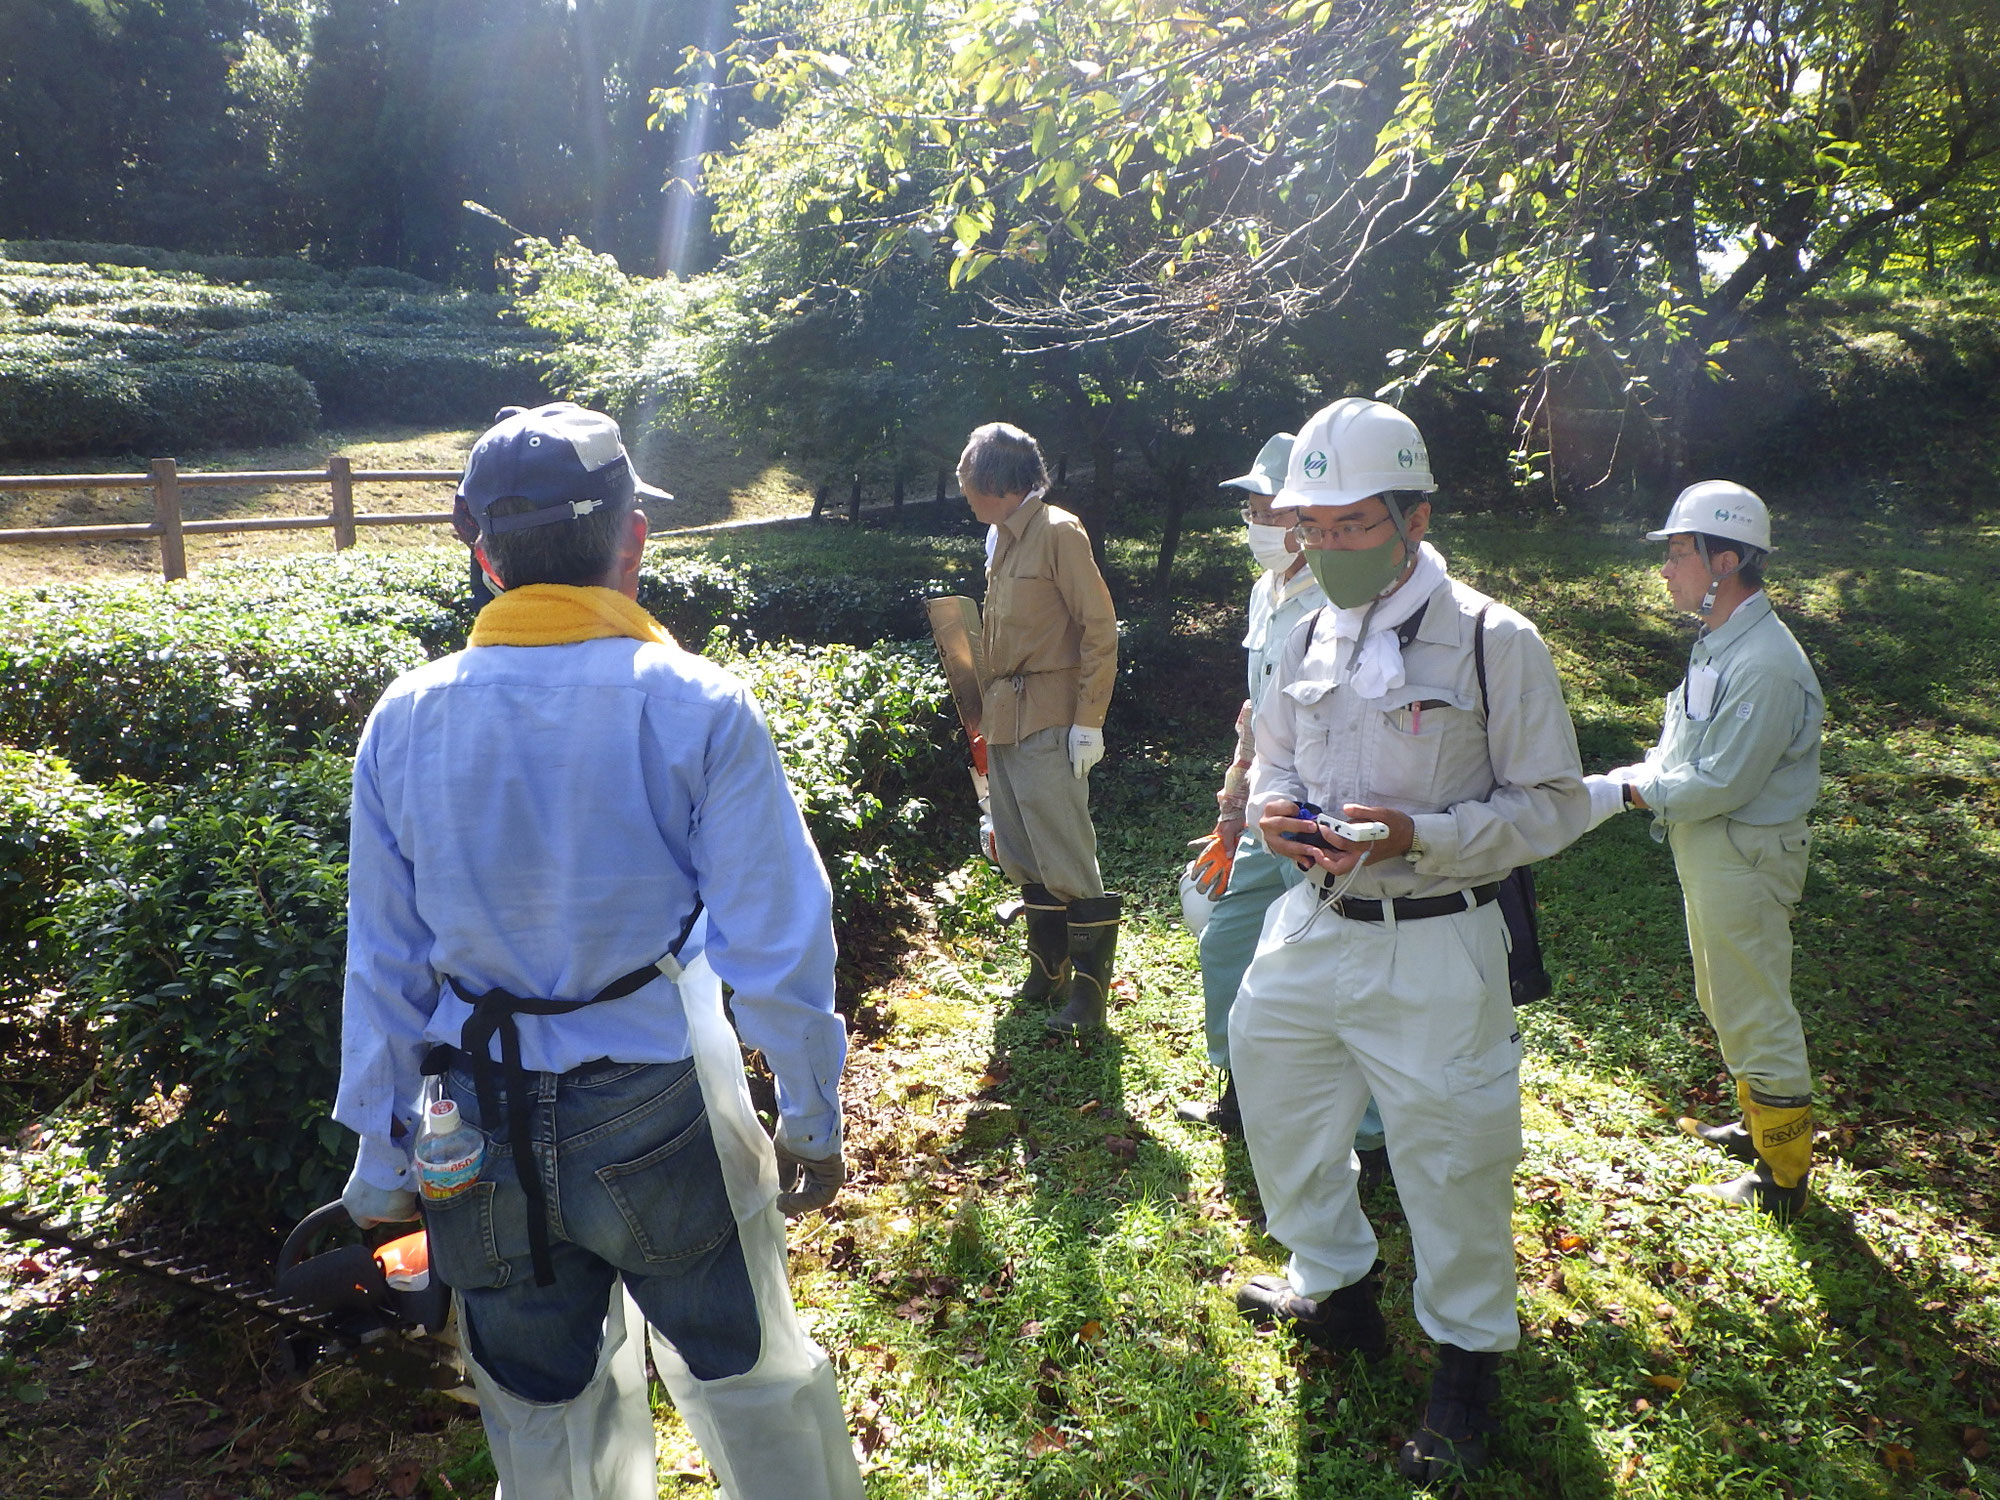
left=1228, top=398, right=1588, bottom=1485
left=1176, top=434, right=1386, bottom=1173
left=1585, top=481, right=1823, bottom=1221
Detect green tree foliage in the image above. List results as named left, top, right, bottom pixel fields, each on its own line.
left=675, top=0, right=2000, bottom=494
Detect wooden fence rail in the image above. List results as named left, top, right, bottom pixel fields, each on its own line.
left=0, top=457, right=460, bottom=581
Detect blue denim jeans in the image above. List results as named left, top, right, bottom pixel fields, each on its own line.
left=423, top=1056, right=760, bottom=1402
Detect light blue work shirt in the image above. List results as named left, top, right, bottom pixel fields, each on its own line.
left=1631, top=591, right=1823, bottom=829
left=336, top=635, right=846, bottom=1192
left=1244, top=560, right=1326, bottom=713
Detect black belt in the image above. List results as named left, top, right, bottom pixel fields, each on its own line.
left=1312, top=880, right=1501, bottom=923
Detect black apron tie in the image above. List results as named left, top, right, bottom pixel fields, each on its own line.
left=440, top=899, right=705, bottom=1287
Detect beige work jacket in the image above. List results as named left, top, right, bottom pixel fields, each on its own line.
left=978, top=496, right=1118, bottom=745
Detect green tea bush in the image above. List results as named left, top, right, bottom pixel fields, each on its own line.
left=41, top=636, right=955, bottom=1227
left=0, top=586, right=424, bottom=780
left=0, top=750, right=130, bottom=994
left=0, top=240, right=331, bottom=284
left=61, top=752, right=354, bottom=1227
left=203, top=319, right=549, bottom=425
left=718, top=640, right=960, bottom=925
left=0, top=353, right=319, bottom=456
left=0, top=246, right=554, bottom=452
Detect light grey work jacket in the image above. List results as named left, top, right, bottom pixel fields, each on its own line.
left=1247, top=574, right=1590, bottom=900
left=1630, top=591, right=1823, bottom=829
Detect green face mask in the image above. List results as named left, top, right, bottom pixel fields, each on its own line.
left=1304, top=533, right=1406, bottom=609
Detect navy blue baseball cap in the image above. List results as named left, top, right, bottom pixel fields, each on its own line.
left=458, top=402, right=672, bottom=536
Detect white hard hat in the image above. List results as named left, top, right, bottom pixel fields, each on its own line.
left=1221, top=433, right=1296, bottom=497
left=1178, top=871, right=1215, bottom=936
left=1646, top=480, right=1771, bottom=553
left=1275, top=398, right=1436, bottom=511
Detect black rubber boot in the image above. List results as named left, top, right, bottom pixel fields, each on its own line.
left=1691, top=1161, right=1810, bottom=1222
left=1677, top=1114, right=1759, bottom=1165
left=1235, top=1259, right=1387, bottom=1358
left=1016, top=884, right=1070, bottom=1005
left=1176, top=1073, right=1241, bottom=1133
left=1397, top=1343, right=1503, bottom=1484
left=1048, top=893, right=1120, bottom=1032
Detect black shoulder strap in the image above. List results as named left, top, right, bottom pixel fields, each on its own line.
left=1473, top=601, right=1493, bottom=720
left=1304, top=601, right=1428, bottom=655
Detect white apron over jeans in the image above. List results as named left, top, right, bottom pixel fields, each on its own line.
left=468, top=948, right=862, bottom=1500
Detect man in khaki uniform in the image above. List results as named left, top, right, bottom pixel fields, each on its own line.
left=1586, top=481, right=1823, bottom=1220
left=960, top=422, right=1120, bottom=1031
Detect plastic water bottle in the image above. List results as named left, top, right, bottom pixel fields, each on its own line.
left=414, top=1097, right=484, bottom=1202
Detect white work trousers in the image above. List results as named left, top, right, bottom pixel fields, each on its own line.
left=1669, top=814, right=1813, bottom=1099
left=1230, top=883, right=1523, bottom=1352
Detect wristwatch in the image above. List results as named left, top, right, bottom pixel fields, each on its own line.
left=1621, top=782, right=1638, bottom=808
left=1406, top=828, right=1427, bottom=862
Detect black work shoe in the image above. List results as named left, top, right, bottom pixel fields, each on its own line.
left=1677, top=1114, right=1759, bottom=1165
left=1396, top=1343, right=1502, bottom=1484
left=1176, top=1075, right=1241, bottom=1134
left=1690, top=1164, right=1809, bottom=1223
left=1234, top=1261, right=1387, bottom=1357
left=1355, top=1144, right=1390, bottom=1190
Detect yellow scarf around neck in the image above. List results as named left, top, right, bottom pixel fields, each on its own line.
left=467, top=584, right=676, bottom=648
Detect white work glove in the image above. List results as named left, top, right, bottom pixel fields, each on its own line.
left=773, top=1119, right=846, bottom=1215
left=342, top=1158, right=420, bottom=1229
left=1068, top=724, right=1105, bottom=779
left=1583, top=767, right=1642, bottom=831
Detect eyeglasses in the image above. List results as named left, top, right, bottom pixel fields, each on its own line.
left=1240, top=506, right=1300, bottom=528
left=1663, top=545, right=1701, bottom=565
left=1298, top=515, right=1395, bottom=546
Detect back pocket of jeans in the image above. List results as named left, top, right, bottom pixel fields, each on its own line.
left=423, top=1181, right=511, bottom=1290
left=596, top=1111, right=735, bottom=1269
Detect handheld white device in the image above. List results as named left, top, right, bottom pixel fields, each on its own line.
left=1316, top=814, right=1390, bottom=844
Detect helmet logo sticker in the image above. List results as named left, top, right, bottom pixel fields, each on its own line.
left=1398, top=448, right=1414, bottom=468
left=1303, top=450, right=1328, bottom=479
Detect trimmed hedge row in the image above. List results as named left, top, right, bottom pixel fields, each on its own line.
left=0, top=353, right=321, bottom=456
left=0, top=243, right=554, bottom=453
left=3, top=551, right=960, bottom=1224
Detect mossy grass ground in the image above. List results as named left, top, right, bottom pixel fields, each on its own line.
left=3, top=499, right=1997, bottom=1497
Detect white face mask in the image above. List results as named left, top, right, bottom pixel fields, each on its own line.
left=1245, top=520, right=1296, bottom=574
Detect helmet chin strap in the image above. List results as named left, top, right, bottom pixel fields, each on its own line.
left=1693, top=534, right=1739, bottom=621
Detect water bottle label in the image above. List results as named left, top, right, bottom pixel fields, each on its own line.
left=418, top=1148, right=482, bottom=1201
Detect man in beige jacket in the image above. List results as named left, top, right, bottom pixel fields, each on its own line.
left=960, top=422, right=1120, bottom=1031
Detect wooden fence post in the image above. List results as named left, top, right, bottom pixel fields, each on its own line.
left=892, top=472, right=905, bottom=516
left=848, top=474, right=862, bottom=523
left=328, top=455, right=356, bottom=550
left=1057, top=455, right=1068, bottom=485
left=150, top=458, right=186, bottom=581
left=935, top=468, right=949, bottom=506
left=812, top=483, right=830, bottom=520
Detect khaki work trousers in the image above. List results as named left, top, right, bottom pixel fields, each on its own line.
left=987, top=724, right=1104, bottom=905
left=1668, top=815, right=1813, bottom=1099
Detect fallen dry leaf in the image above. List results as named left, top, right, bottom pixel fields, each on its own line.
left=1027, top=1426, right=1069, bottom=1457
left=338, top=1464, right=376, bottom=1496
left=386, top=1458, right=426, bottom=1498
left=1078, top=1319, right=1103, bottom=1343
left=1645, top=1374, right=1685, bottom=1393
left=1882, top=1443, right=1916, bottom=1474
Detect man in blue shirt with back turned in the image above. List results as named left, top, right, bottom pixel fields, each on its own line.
left=336, top=402, right=862, bottom=1499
